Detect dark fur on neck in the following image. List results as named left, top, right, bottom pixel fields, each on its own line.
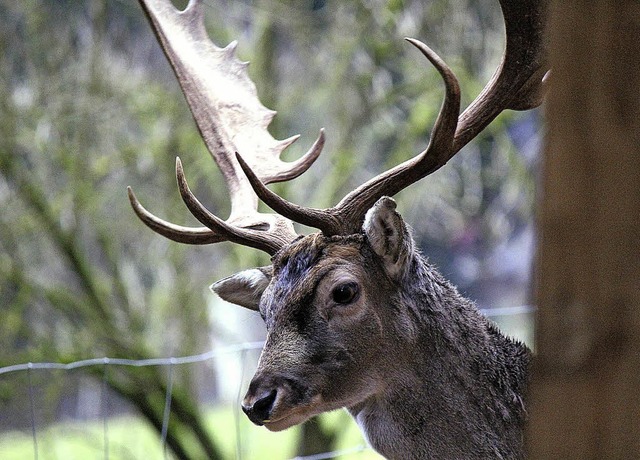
left=349, top=250, right=530, bottom=460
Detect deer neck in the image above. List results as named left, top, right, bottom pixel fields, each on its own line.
left=348, top=258, right=530, bottom=459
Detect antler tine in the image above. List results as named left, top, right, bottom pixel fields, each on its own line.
left=128, top=186, right=225, bottom=245
left=266, top=129, right=326, bottom=184
left=175, top=158, right=296, bottom=255
left=236, top=153, right=344, bottom=235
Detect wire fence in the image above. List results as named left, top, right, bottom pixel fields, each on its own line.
left=0, top=306, right=533, bottom=460
left=0, top=342, right=372, bottom=460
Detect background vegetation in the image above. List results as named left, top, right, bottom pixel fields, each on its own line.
left=0, top=0, right=539, bottom=458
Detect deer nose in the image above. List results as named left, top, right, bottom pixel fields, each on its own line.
left=242, top=389, right=277, bottom=425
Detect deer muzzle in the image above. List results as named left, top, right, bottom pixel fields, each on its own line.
left=241, top=372, right=318, bottom=431
left=242, top=388, right=277, bottom=426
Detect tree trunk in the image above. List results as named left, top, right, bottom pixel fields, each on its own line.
left=527, top=1, right=640, bottom=458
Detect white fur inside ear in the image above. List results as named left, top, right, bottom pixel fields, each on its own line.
left=364, top=197, right=399, bottom=256
left=210, top=267, right=271, bottom=311
left=363, top=197, right=411, bottom=278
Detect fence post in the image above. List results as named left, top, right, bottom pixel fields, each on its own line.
left=527, top=1, right=640, bottom=457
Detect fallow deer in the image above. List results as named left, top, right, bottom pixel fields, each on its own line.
left=129, top=0, right=548, bottom=458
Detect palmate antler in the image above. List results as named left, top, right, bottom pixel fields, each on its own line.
left=129, top=0, right=548, bottom=253
left=128, top=0, right=325, bottom=254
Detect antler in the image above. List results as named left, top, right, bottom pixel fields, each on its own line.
left=130, top=0, right=548, bottom=252
left=239, top=0, right=549, bottom=236
left=128, top=0, right=325, bottom=254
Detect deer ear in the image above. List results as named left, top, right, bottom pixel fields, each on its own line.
left=210, top=266, right=272, bottom=311
left=363, top=197, right=413, bottom=279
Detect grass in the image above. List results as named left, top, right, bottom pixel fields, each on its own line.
left=0, top=406, right=382, bottom=460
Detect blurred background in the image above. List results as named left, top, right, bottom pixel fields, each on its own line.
left=0, top=0, right=540, bottom=458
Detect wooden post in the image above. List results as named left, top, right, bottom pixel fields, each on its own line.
left=527, top=1, right=640, bottom=458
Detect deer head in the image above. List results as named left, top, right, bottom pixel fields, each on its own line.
left=214, top=197, right=419, bottom=430
left=129, top=0, right=547, bottom=451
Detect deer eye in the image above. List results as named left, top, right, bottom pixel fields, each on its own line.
left=332, top=282, right=359, bottom=304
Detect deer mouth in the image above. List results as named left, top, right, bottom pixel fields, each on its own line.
left=266, top=393, right=325, bottom=431
left=245, top=391, right=323, bottom=432
left=263, top=409, right=314, bottom=432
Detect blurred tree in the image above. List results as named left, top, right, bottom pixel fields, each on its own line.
left=0, top=0, right=539, bottom=458
left=0, top=1, right=225, bottom=458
